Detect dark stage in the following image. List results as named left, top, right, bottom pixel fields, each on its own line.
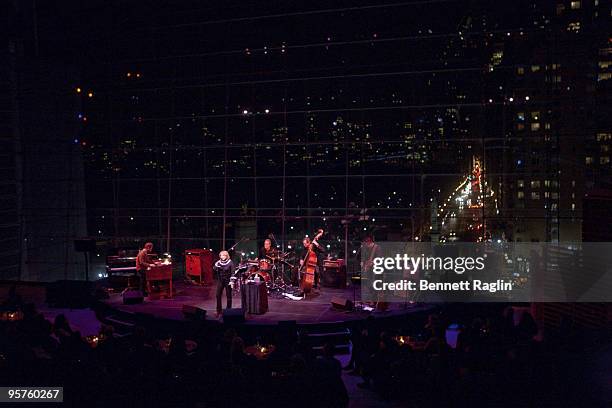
left=100, top=281, right=428, bottom=327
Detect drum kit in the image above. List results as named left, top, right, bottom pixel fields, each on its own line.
left=231, top=251, right=296, bottom=295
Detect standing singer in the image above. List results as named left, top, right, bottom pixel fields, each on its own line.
left=214, top=250, right=234, bottom=317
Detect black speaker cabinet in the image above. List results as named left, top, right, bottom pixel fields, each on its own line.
left=222, top=308, right=245, bottom=324
left=330, top=297, right=354, bottom=311
left=182, top=304, right=207, bottom=321
left=122, top=289, right=144, bottom=304
left=322, top=260, right=347, bottom=289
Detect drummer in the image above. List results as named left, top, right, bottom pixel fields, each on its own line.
left=258, top=239, right=278, bottom=270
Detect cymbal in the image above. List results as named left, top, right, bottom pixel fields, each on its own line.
left=265, top=255, right=286, bottom=261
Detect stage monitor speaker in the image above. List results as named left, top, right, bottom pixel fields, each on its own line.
left=330, top=297, right=354, bottom=311
left=74, top=238, right=96, bottom=252
left=182, top=304, right=207, bottom=321
left=122, top=289, right=144, bottom=304
left=222, top=308, right=245, bottom=324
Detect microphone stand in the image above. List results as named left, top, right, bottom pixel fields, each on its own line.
left=268, top=234, right=281, bottom=286
left=228, top=237, right=248, bottom=253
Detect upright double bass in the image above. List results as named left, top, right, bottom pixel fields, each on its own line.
left=300, top=229, right=324, bottom=294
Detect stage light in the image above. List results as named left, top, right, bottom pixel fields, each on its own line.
left=509, top=97, right=514, bottom=102
left=127, top=72, right=131, bottom=77
left=525, top=96, right=530, bottom=101
left=243, top=109, right=249, bottom=115
left=265, top=109, right=270, bottom=114
left=88, top=92, right=94, bottom=98
left=76, top=87, right=82, bottom=93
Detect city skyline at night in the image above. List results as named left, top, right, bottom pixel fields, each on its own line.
left=3, top=0, right=611, bottom=280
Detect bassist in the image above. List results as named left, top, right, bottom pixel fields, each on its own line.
left=299, top=229, right=324, bottom=293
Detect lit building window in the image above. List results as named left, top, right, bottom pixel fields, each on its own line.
left=517, top=191, right=525, bottom=199
left=544, top=180, right=551, bottom=187
left=544, top=192, right=550, bottom=198
left=531, top=180, right=541, bottom=188
left=517, top=180, right=525, bottom=188
left=556, top=4, right=565, bottom=15
left=586, top=156, right=593, bottom=165
left=531, top=65, right=541, bottom=72
left=601, top=156, right=610, bottom=164
left=531, top=192, right=540, bottom=200
left=567, top=22, right=581, bottom=32
left=531, top=123, right=541, bottom=131
left=598, top=73, right=612, bottom=81
left=597, top=132, right=612, bottom=141
left=570, top=1, right=581, bottom=9
left=552, top=192, right=559, bottom=199
left=517, top=67, right=525, bottom=75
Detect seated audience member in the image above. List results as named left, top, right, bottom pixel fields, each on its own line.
left=314, top=342, right=349, bottom=407
left=517, top=311, right=538, bottom=342
left=2, top=285, right=23, bottom=310
left=358, top=332, right=398, bottom=390
left=53, top=314, right=73, bottom=339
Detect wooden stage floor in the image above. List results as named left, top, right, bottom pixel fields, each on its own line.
left=101, top=281, right=428, bottom=326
